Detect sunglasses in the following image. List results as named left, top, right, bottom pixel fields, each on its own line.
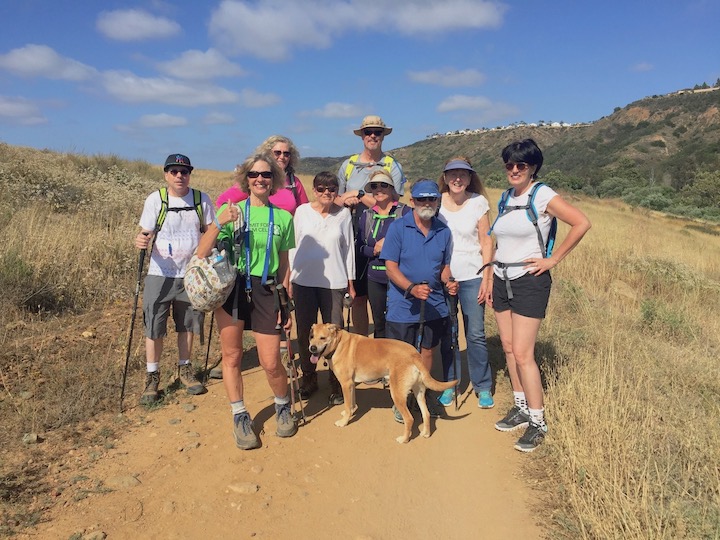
left=167, top=168, right=190, bottom=176
left=273, top=150, right=291, bottom=158
left=248, top=170, right=273, bottom=179
left=504, top=162, right=530, bottom=172
left=315, top=185, right=337, bottom=193
left=369, top=182, right=391, bottom=190
left=415, top=197, right=438, bottom=203
left=363, top=129, right=384, bottom=137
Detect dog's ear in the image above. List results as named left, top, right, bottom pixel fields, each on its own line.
left=329, top=323, right=341, bottom=333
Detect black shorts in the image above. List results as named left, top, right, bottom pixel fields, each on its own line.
left=385, top=317, right=449, bottom=350
left=221, top=275, right=280, bottom=335
left=493, top=272, right=552, bottom=319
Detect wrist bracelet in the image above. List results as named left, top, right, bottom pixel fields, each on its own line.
left=213, top=216, right=222, bottom=231
left=404, top=283, right=416, bottom=299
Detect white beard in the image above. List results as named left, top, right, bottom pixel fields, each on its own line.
left=416, top=206, right=436, bottom=220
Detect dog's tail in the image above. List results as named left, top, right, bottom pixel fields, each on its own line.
left=416, top=362, right=457, bottom=392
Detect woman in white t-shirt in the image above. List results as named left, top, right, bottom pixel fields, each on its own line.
left=437, top=157, right=494, bottom=410
left=489, top=139, right=591, bottom=453
left=291, top=171, right=356, bottom=405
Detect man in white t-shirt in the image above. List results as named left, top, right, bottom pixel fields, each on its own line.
left=134, top=153, right=215, bottom=405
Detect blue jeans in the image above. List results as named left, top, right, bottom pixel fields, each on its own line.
left=441, top=277, right=491, bottom=392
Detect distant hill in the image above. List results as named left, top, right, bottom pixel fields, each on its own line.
left=298, top=87, right=720, bottom=220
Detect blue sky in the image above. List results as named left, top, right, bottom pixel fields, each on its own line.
left=1, top=0, right=719, bottom=172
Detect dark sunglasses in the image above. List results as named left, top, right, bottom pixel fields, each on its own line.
left=315, top=185, right=337, bottom=193
left=363, top=129, right=384, bottom=137
left=167, top=168, right=190, bottom=176
left=415, top=197, right=438, bottom=203
left=248, top=170, right=273, bottom=179
left=273, top=150, right=291, bottom=158
left=504, top=162, right=530, bottom=172
left=369, top=182, right=391, bottom=190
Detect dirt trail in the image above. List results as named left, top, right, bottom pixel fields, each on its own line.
left=24, top=362, right=543, bottom=539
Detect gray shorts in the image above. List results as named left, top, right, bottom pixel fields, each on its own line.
left=142, top=275, right=204, bottom=339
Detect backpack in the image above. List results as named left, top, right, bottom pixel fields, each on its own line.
left=183, top=205, right=244, bottom=312
left=489, top=182, right=557, bottom=257
left=155, top=187, right=205, bottom=233
left=343, top=154, right=396, bottom=182
left=362, top=203, right=407, bottom=244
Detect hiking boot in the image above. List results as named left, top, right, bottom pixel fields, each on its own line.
left=328, top=374, right=344, bottom=406
left=208, top=361, right=223, bottom=380
left=233, top=412, right=260, bottom=450
left=392, top=405, right=404, bottom=424
left=275, top=402, right=298, bottom=438
left=495, top=405, right=530, bottom=432
left=425, top=394, right=443, bottom=418
left=514, top=422, right=547, bottom=452
left=299, top=372, right=318, bottom=399
left=178, top=363, right=206, bottom=395
left=139, top=371, right=160, bottom=405
left=438, top=388, right=454, bottom=407
left=478, top=390, right=495, bottom=409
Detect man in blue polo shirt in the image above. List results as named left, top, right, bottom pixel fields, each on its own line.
left=381, top=179, right=459, bottom=420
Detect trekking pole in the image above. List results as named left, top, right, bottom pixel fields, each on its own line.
left=277, top=284, right=306, bottom=425
left=414, top=281, right=428, bottom=353
left=203, top=312, right=215, bottom=384
left=120, top=233, right=149, bottom=412
left=447, top=277, right=460, bottom=411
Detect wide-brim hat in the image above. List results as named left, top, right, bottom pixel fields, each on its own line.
left=353, top=115, right=392, bottom=136
left=411, top=179, right=441, bottom=199
left=443, top=159, right=475, bottom=173
left=364, top=170, right=394, bottom=191
left=163, top=153, right=194, bottom=171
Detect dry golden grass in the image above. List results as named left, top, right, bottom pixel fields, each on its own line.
left=1, top=148, right=719, bottom=537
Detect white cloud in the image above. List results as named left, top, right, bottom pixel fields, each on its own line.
left=239, top=88, right=280, bottom=108
left=102, top=71, right=239, bottom=106
left=408, top=67, right=486, bottom=87
left=0, top=44, right=96, bottom=81
left=631, top=62, right=654, bottom=72
left=209, top=0, right=505, bottom=60
left=157, top=49, right=246, bottom=80
left=203, top=112, right=235, bottom=125
left=138, top=113, right=188, bottom=128
left=0, top=95, right=47, bottom=125
left=97, top=9, right=180, bottom=41
left=302, top=102, right=364, bottom=118
left=438, top=95, right=493, bottom=112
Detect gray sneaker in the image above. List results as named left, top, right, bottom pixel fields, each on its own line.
left=514, top=422, right=547, bottom=452
left=275, top=402, right=298, bottom=438
left=139, top=371, right=160, bottom=405
left=495, top=405, right=530, bottom=432
left=233, top=412, right=260, bottom=450
left=208, top=362, right=223, bottom=380
left=178, top=363, right=206, bottom=395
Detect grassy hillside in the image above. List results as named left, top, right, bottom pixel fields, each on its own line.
left=1, top=145, right=719, bottom=538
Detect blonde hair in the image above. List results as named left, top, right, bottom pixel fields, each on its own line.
left=439, top=156, right=488, bottom=201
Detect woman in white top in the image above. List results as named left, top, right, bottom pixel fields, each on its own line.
left=291, top=171, right=356, bottom=405
left=437, top=157, right=494, bottom=409
left=490, top=139, right=591, bottom=452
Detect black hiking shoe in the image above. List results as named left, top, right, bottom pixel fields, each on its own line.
left=495, top=405, right=530, bottom=432
left=233, top=412, right=260, bottom=450
left=178, top=363, right=207, bottom=395
left=328, top=373, right=344, bottom=406
left=514, top=422, right=547, bottom=452
left=275, top=402, right=298, bottom=438
left=139, top=371, right=160, bottom=405
left=299, top=372, right=318, bottom=399
left=208, top=361, right=223, bottom=380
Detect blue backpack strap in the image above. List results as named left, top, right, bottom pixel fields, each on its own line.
left=527, top=182, right=557, bottom=257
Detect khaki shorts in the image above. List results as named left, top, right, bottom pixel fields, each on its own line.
left=142, top=275, right=204, bottom=339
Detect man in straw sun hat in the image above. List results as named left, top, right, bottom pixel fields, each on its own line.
left=336, top=115, right=407, bottom=337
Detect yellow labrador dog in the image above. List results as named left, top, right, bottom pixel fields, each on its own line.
left=308, top=323, right=456, bottom=443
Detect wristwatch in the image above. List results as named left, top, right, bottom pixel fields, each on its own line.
left=357, top=189, right=365, bottom=198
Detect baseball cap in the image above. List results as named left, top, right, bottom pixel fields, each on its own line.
left=163, top=153, right=194, bottom=172
left=410, top=179, right=441, bottom=199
